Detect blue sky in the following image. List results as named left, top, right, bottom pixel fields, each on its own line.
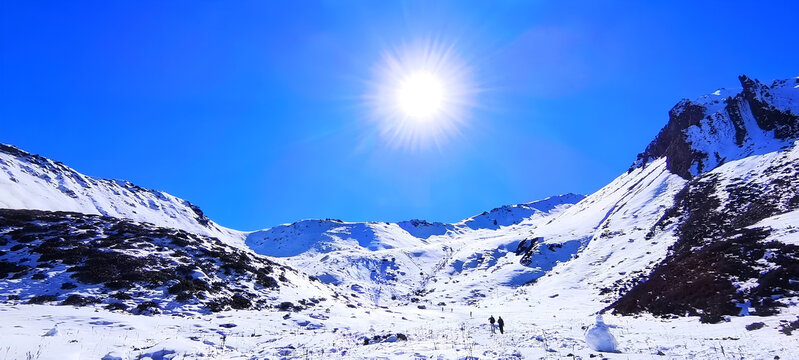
left=1, top=1, right=797, bottom=230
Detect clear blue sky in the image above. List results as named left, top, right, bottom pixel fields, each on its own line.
left=1, top=1, right=797, bottom=230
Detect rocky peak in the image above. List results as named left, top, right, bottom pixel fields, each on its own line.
left=738, top=75, right=799, bottom=140
left=631, top=76, right=799, bottom=179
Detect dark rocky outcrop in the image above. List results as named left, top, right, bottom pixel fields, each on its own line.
left=0, top=209, right=297, bottom=314
left=739, top=76, right=799, bottom=140
left=723, top=95, right=749, bottom=147
left=515, top=237, right=542, bottom=266
left=632, top=101, right=707, bottom=179
left=362, top=333, right=408, bottom=345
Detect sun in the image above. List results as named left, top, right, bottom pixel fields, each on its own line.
left=364, top=39, right=477, bottom=151
left=396, top=71, right=446, bottom=120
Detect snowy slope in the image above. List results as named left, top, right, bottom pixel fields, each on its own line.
left=0, top=144, right=245, bottom=246
left=5, top=294, right=797, bottom=360
left=457, top=193, right=585, bottom=230
left=246, top=193, right=585, bottom=257
left=612, top=140, right=799, bottom=322
left=246, top=220, right=430, bottom=257
left=245, top=194, right=584, bottom=306
left=421, top=158, right=687, bottom=307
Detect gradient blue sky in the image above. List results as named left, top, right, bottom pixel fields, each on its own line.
left=1, top=1, right=797, bottom=230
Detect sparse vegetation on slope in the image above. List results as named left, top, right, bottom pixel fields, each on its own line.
left=0, top=209, right=317, bottom=314
left=612, top=150, right=799, bottom=323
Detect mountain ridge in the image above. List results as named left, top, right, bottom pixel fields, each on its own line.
left=1, top=75, right=798, bottom=329
left=0, top=141, right=587, bottom=252
left=0, top=143, right=245, bottom=246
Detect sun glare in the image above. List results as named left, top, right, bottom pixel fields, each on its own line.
left=365, top=39, right=477, bottom=151
left=396, top=72, right=446, bottom=120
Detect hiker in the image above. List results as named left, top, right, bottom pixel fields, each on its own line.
left=488, top=315, right=496, bottom=334
left=497, top=316, right=505, bottom=334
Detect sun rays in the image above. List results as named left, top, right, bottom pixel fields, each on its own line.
left=364, top=39, right=478, bottom=151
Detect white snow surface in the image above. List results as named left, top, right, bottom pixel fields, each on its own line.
left=0, top=145, right=246, bottom=247
left=1, top=299, right=796, bottom=359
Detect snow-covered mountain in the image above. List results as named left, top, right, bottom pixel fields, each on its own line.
left=0, top=139, right=588, bottom=309
left=469, top=76, right=799, bottom=323
left=242, top=75, right=799, bottom=322
left=0, top=144, right=245, bottom=247
left=1, top=75, right=798, bottom=358
left=2, top=76, right=797, bottom=319
left=632, top=75, right=799, bottom=178
left=612, top=140, right=799, bottom=322
left=246, top=193, right=585, bottom=257
left=244, top=194, right=584, bottom=305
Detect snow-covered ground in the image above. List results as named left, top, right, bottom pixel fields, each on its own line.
left=2, top=298, right=796, bottom=360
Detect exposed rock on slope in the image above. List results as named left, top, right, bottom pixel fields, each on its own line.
left=0, top=209, right=332, bottom=314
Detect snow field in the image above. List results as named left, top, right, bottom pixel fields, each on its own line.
left=3, top=301, right=797, bottom=360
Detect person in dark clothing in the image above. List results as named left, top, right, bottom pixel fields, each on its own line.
left=497, top=316, right=505, bottom=334
left=488, top=315, right=496, bottom=334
